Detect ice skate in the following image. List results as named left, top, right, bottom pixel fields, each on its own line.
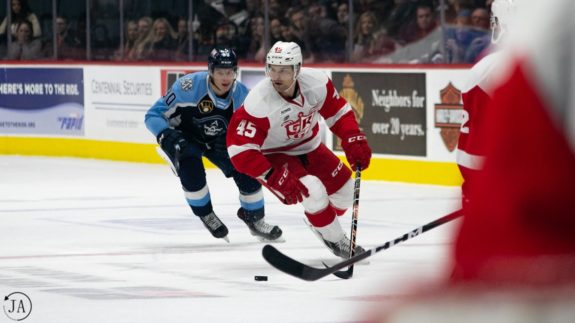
left=303, top=218, right=365, bottom=259
left=237, top=208, right=284, bottom=242
left=322, top=235, right=365, bottom=259
left=199, top=212, right=229, bottom=242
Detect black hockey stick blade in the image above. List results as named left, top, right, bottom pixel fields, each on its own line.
left=262, top=209, right=462, bottom=281
left=262, top=244, right=372, bottom=281
left=325, top=261, right=354, bottom=279
left=333, top=265, right=353, bottom=279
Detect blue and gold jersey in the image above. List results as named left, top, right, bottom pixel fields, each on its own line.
left=145, top=71, right=249, bottom=146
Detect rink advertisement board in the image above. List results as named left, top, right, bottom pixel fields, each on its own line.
left=0, top=63, right=472, bottom=185
left=240, top=70, right=266, bottom=89
left=84, top=66, right=161, bottom=143
left=331, top=72, right=427, bottom=156
left=0, top=68, right=84, bottom=135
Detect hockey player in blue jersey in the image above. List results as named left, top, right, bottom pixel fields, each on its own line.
left=145, top=47, right=282, bottom=242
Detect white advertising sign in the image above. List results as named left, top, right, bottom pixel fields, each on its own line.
left=84, top=66, right=161, bottom=143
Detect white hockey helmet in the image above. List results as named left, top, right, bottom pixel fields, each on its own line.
left=491, top=0, right=518, bottom=43
left=266, top=41, right=302, bottom=78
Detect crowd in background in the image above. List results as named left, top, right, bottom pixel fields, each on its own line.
left=0, top=0, right=495, bottom=64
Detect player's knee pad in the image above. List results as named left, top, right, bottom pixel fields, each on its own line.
left=299, top=175, right=329, bottom=213
left=329, top=178, right=354, bottom=211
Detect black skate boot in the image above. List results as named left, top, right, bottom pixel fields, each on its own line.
left=199, top=212, right=229, bottom=242
left=237, top=208, right=283, bottom=241
left=322, top=235, right=365, bottom=259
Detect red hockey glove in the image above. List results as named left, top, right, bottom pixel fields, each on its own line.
left=341, top=132, right=372, bottom=171
left=265, top=165, right=310, bottom=205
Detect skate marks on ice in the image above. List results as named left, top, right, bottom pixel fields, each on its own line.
left=0, top=156, right=460, bottom=322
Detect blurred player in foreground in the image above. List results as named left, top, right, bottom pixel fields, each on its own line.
left=369, top=0, right=575, bottom=321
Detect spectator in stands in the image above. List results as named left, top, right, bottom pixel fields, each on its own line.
left=137, top=16, right=153, bottom=41
left=214, top=20, right=239, bottom=51
left=287, top=6, right=308, bottom=43
left=4, top=20, right=41, bottom=60
left=138, top=17, right=177, bottom=61
left=269, top=17, right=284, bottom=45
left=128, top=16, right=152, bottom=60
left=306, top=2, right=346, bottom=62
left=455, top=8, right=471, bottom=26
left=174, top=17, right=191, bottom=61
left=397, top=2, right=437, bottom=45
left=245, top=0, right=261, bottom=16
left=351, top=11, right=397, bottom=63
left=91, top=23, right=113, bottom=60
left=268, top=0, right=288, bottom=20
left=45, top=15, right=82, bottom=60
left=246, top=15, right=265, bottom=62
left=112, top=20, right=138, bottom=61
left=279, top=22, right=315, bottom=64
left=336, top=1, right=351, bottom=29
left=470, top=7, right=490, bottom=31
left=385, top=0, right=417, bottom=40
left=201, top=0, right=250, bottom=57
left=0, top=0, right=41, bottom=39
left=441, top=6, right=490, bottom=63
left=222, top=0, right=250, bottom=36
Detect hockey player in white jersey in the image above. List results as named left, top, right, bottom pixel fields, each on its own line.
left=145, top=47, right=282, bottom=242
left=367, top=1, right=575, bottom=320
left=456, top=0, right=515, bottom=209
left=226, top=41, right=372, bottom=258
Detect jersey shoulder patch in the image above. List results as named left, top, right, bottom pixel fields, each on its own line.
left=172, top=72, right=209, bottom=103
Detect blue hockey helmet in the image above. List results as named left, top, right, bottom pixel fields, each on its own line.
left=208, top=47, right=238, bottom=73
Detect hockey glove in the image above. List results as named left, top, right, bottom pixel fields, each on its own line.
left=158, top=128, right=188, bottom=165
left=341, top=132, right=372, bottom=171
left=265, top=165, right=309, bottom=205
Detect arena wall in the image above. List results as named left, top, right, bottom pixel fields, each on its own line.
left=0, top=63, right=470, bottom=185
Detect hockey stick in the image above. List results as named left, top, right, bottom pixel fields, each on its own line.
left=155, top=145, right=183, bottom=177
left=262, top=208, right=463, bottom=281
left=331, top=165, right=361, bottom=279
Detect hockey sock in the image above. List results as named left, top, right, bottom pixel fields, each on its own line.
left=305, top=206, right=344, bottom=242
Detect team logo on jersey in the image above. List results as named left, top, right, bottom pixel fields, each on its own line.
left=434, top=82, right=463, bottom=152
left=282, top=111, right=314, bottom=139
left=204, top=120, right=225, bottom=136
left=179, top=77, right=193, bottom=91
left=198, top=99, right=214, bottom=114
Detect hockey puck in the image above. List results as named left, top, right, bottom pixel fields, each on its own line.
left=254, top=275, right=268, bottom=281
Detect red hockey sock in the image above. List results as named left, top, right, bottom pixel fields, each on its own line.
left=305, top=205, right=336, bottom=227
left=331, top=204, right=347, bottom=217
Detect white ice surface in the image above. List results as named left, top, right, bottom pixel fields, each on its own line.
left=0, top=156, right=461, bottom=323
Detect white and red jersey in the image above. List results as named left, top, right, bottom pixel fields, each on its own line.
left=227, top=68, right=359, bottom=178
left=452, top=0, right=575, bottom=285
left=457, top=51, right=503, bottom=199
